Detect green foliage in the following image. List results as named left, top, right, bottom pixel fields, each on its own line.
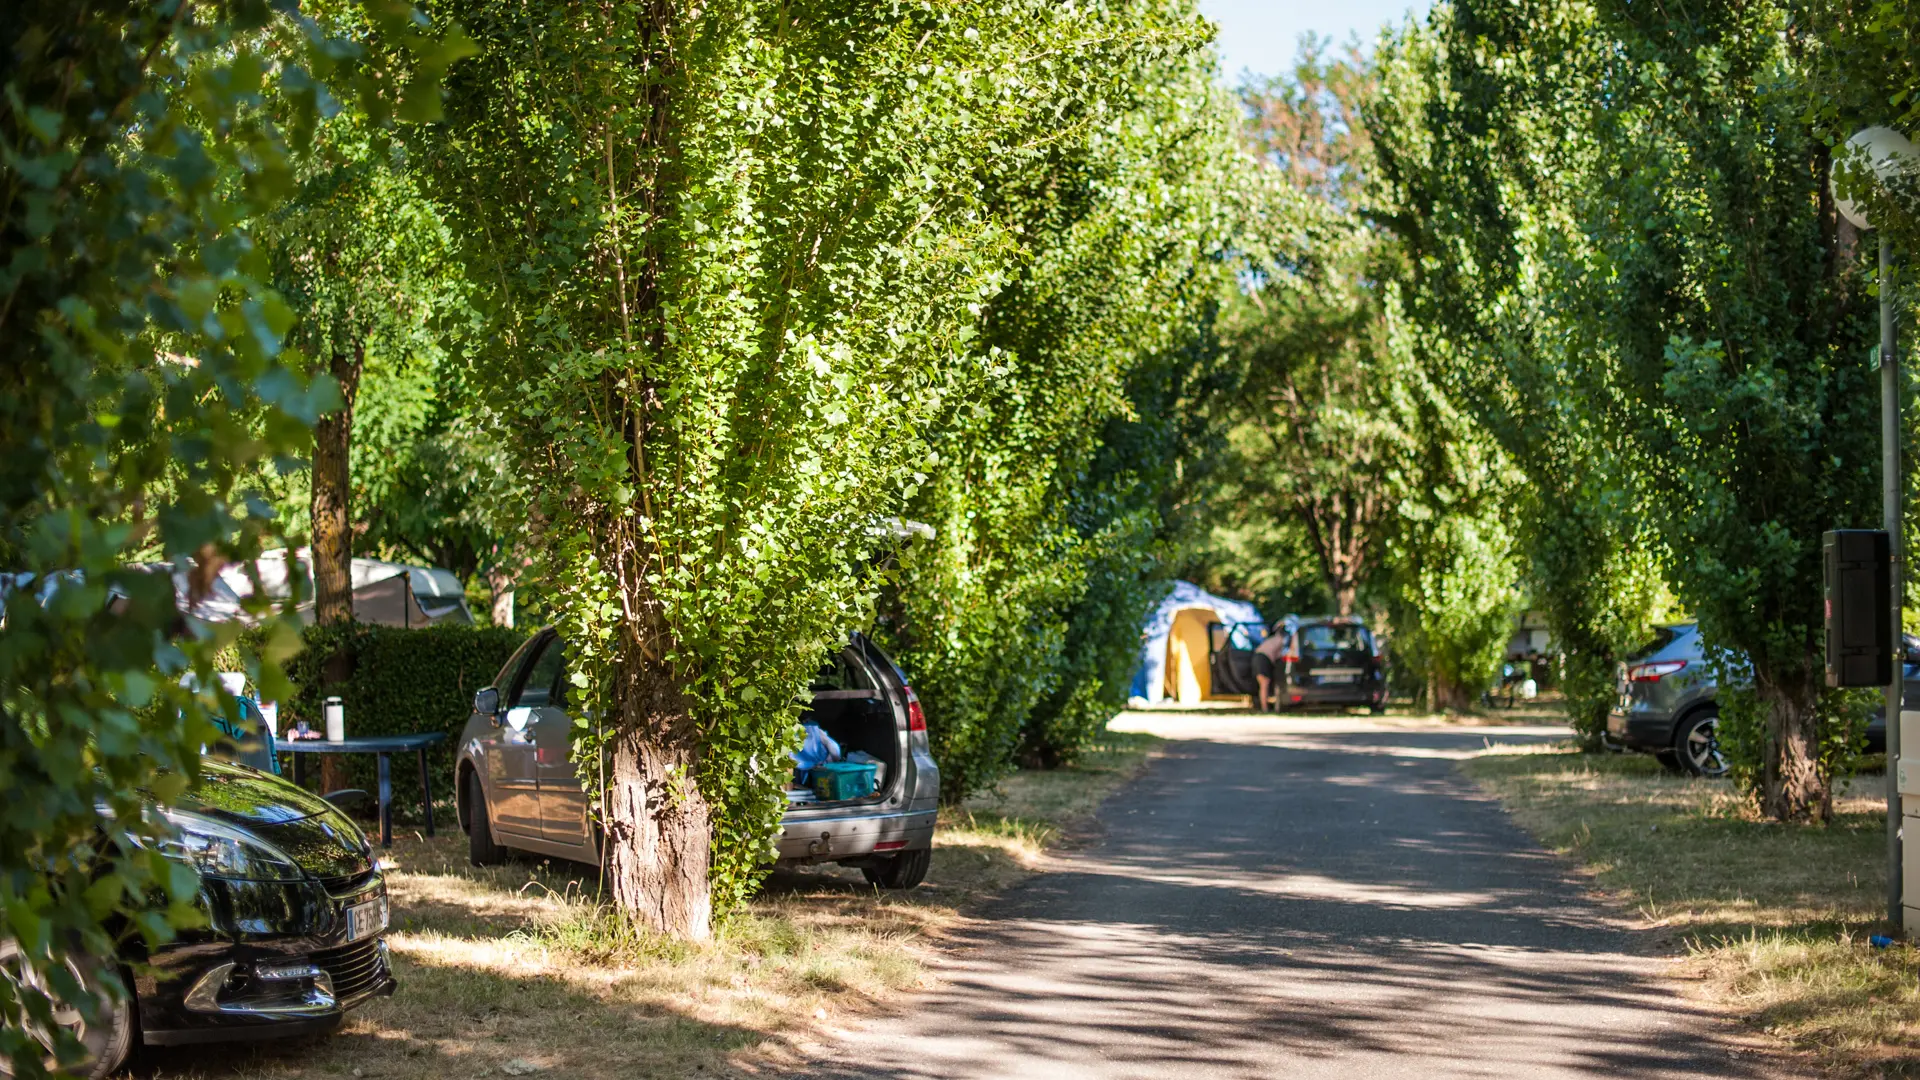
left=0, top=0, right=465, bottom=1072
left=1375, top=321, right=1524, bottom=708
left=1020, top=335, right=1232, bottom=768
left=424, top=0, right=1236, bottom=920
left=1372, top=0, right=1880, bottom=814
left=882, top=9, right=1242, bottom=800
left=271, top=622, right=526, bottom=799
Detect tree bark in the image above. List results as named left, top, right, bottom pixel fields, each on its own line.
left=312, top=345, right=363, bottom=625
left=1333, top=582, right=1357, bottom=617
left=1756, top=671, right=1829, bottom=822
left=485, top=562, right=516, bottom=628
left=602, top=728, right=712, bottom=939
left=311, top=345, right=362, bottom=794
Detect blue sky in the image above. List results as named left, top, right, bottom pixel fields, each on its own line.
left=1197, top=0, right=1434, bottom=82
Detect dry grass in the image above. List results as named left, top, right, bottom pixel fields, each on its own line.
left=138, top=732, right=1159, bottom=1079
left=1463, top=746, right=1920, bottom=1078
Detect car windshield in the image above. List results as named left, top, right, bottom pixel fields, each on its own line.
left=1300, top=624, right=1369, bottom=652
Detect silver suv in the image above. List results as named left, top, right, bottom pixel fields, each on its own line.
left=453, top=630, right=939, bottom=888
left=1607, top=624, right=1725, bottom=776
left=1607, top=622, right=1895, bottom=777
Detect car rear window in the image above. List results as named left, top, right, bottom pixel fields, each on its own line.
left=1626, top=624, right=1689, bottom=662
left=810, top=649, right=878, bottom=693
left=1300, top=623, right=1370, bottom=652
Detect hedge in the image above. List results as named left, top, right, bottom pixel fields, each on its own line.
left=272, top=622, right=528, bottom=813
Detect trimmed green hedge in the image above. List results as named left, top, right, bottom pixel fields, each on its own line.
left=273, top=623, right=527, bottom=813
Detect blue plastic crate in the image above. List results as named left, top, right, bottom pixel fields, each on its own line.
left=808, top=761, right=876, bottom=801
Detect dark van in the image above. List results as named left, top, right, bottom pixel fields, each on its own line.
left=1209, top=615, right=1386, bottom=713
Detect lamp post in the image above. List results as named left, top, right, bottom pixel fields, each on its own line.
left=1837, top=125, right=1916, bottom=932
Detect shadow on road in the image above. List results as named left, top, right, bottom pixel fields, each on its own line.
left=809, top=722, right=1793, bottom=1080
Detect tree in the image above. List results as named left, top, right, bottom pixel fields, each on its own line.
left=425, top=0, right=1226, bottom=936
left=262, top=114, right=471, bottom=626
left=1364, top=5, right=1668, bottom=740
left=882, top=11, right=1241, bottom=798
left=1376, top=314, right=1524, bottom=710
left=1372, top=0, right=1881, bottom=817
left=1225, top=45, right=1397, bottom=618
left=0, top=1, right=461, bottom=1072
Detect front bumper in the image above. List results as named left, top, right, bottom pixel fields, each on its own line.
left=139, top=872, right=396, bottom=1045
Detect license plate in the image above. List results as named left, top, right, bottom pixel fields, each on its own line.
left=1313, top=670, right=1358, bottom=684
left=346, top=894, right=389, bottom=943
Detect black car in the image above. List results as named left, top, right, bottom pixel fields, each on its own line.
left=1280, top=617, right=1387, bottom=713
left=11, top=760, right=395, bottom=1077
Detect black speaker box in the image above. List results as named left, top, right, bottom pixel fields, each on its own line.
left=1824, top=529, right=1891, bottom=688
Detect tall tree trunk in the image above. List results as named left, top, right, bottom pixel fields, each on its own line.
left=1333, top=581, right=1357, bottom=617
left=602, top=728, right=711, bottom=939
left=311, top=345, right=362, bottom=793
left=1756, top=669, right=1828, bottom=822
left=486, top=563, right=516, bottom=628
left=312, top=345, right=363, bottom=625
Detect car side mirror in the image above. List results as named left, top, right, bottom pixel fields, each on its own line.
left=473, top=687, right=500, bottom=717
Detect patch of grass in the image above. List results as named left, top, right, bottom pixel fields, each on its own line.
left=142, top=732, right=1158, bottom=1079
left=1463, top=746, right=1920, bottom=1078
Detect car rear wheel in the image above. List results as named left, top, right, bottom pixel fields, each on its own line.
left=1675, top=709, right=1728, bottom=778
left=466, top=770, right=505, bottom=866
left=860, top=848, right=930, bottom=890
left=0, top=941, right=133, bottom=1080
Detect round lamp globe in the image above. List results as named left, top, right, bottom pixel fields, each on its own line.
left=1836, top=126, right=1917, bottom=230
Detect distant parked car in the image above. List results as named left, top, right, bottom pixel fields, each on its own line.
left=455, top=630, right=940, bottom=889
left=6, top=760, right=395, bottom=1078
left=1606, top=623, right=1904, bottom=777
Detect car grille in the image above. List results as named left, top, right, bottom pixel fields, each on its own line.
left=314, top=938, right=388, bottom=1002
left=319, top=867, right=377, bottom=896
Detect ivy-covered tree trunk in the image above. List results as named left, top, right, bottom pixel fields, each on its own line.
left=312, top=345, right=364, bottom=626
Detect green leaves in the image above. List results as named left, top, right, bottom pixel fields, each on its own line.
left=1371, top=0, right=1882, bottom=812
left=423, top=0, right=1239, bottom=914
left=2, top=0, right=467, bottom=1070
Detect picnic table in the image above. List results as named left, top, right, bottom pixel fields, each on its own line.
left=280, top=731, right=447, bottom=848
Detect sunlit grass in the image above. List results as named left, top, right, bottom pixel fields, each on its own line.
left=1463, top=746, right=1920, bottom=1078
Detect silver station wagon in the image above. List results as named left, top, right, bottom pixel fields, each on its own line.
left=453, top=630, right=940, bottom=888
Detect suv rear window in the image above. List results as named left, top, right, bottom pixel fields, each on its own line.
left=1626, top=624, right=1690, bottom=662
left=1299, top=623, right=1370, bottom=652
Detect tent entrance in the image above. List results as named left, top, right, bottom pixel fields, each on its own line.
left=1164, top=608, right=1218, bottom=703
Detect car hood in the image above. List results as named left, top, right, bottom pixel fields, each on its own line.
left=176, top=761, right=373, bottom=878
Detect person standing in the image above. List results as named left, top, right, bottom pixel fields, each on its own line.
left=1252, top=625, right=1289, bottom=713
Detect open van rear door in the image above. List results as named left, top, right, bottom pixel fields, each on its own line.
left=1208, top=621, right=1261, bottom=696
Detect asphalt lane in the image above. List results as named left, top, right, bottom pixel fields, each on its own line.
left=805, top=711, right=1800, bottom=1080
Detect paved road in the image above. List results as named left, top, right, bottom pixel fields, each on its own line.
left=807, top=712, right=1799, bottom=1080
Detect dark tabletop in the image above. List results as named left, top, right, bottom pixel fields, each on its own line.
left=278, top=732, right=447, bottom=753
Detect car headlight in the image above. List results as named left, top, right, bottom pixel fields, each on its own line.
left=158, top=811, right=305, bottom=882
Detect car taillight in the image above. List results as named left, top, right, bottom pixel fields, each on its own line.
left=903, top=688, right=927, bottom=732
left=1283, top=651, right=1299, bottom=664
left=1627, top=660, right=1687, bottom=682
